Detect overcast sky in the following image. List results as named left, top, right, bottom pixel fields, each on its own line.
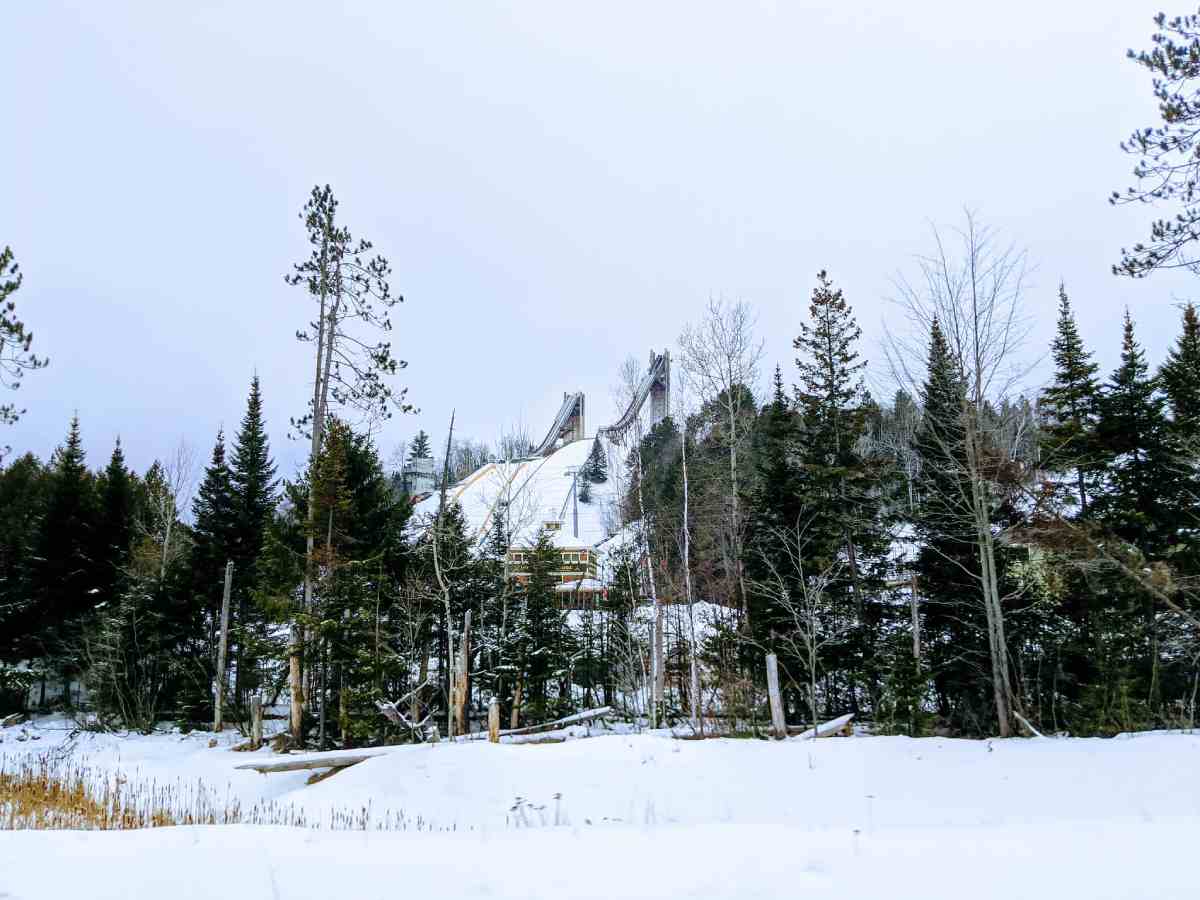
left=2, top=0, right=1195, bottom=483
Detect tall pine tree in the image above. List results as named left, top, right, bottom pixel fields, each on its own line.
left=792, top=270, right=888, bottom=712
left=95, top=438, right=135, bottom=606
left=1094, top=311, right=1176, bottom=557
left=1039, top=285, right=1102, bottom=516
left=29, top=416, right=98, bottom=695
left=1160, top=303, right=1200, bottom=437
left=228, top=376, right=278, bottom=706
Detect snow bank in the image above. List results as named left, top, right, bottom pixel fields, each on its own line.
left=6, top=719, right=1200, bottom=899
left=3, top=819, right=1198, bottom=900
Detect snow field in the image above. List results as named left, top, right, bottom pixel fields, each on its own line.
left=2, top=721, right=1199, bottom=898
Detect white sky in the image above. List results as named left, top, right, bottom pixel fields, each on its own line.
left=2, top=0, right=1195, bottom=479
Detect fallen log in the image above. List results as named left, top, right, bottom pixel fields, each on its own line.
left=233, top=746, right=396, bottom=774
left=458, top=705, right=613, bottom=741
left=789, top=713, right=855, bottom=740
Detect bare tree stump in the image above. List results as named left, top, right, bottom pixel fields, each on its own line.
left=765, top=653, right=787, bottom=740
left=488, top=698, right=500, bottom=743
left=250, top=695, right=263, bottom=750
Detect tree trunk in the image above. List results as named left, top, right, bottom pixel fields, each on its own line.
left=455, top=610, right=471, bottom=737
left=250, top=695, right=263, bottom=750
left=213, top=560, right=234, bottom=733
left=510, top=678, right=523, bottom=730
left=488, top=698, right=500, bottom=743
left=765, top=653, right=786, bottom=739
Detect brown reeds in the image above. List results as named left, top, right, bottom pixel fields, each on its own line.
left=0, top=753, right=438, bottom=832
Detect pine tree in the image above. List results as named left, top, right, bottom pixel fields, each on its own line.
left=583, top=438, right=608, bottom=484
left=912, top=318, right=986, bottom=733
left=408, top=430, right=432, bottom=461
left=1094, top=311, right=1176, bottom=556
left=0, top=453, right=49, bottom=660
left=29, top=416, right=98, bottom=689
left=745, top=366, right=803, bottom=645
left=1039, top=285, right=1102, bottom=516
left=191, top=430, right=236, bottom=589
left=227, top=376, right=278, bottom=707
left=1160, top=303, right=1200, bottom=435
left=510, top=527, right=570, bottom=724
left=0, top=246, right=48, bottom=438
left=186, top=430, right=236, bottom=719
left=95, top=439, right=135, bottom=605
left=791, top=271, right=888, bottom=710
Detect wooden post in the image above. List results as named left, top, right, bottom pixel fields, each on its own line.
left=488, top=698, right=500, bottom=743
left=250, top=695, right=263, bottom=750
left=765, top=652, right=787, bottom=740
left=213, top=560, right=234, bottom=733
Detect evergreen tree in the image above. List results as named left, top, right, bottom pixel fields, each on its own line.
left=509, top=527, right=570, bottom=724
left=0, top=246, right=48, bottom=440
left=578, top=439, right=607, bottom=504
left=29, top=416, right=98, bottom=692
left=1039, top=285, right=1102, bottom=516
left=1094, top=311, right=1176, bottom=556
left=95, top=439, right=135, bottom=605
left=408, top=430, right=432, bottom=461
left=191, top=429, right=236, bottom=599
left=745, top=366, right=803, bottom=645
left=791, top=271, right=889, bottom=711
left=583, top=438, right=608, bottom=484
left=186, top=430, right=236, bottom=720
left=911, top=319, right=986, bottom=733
left=0, top=453, right=49, bottom=660
left=1159, top=302, right=1200, bottom=436
left=227, top=376, right=278, bottom=706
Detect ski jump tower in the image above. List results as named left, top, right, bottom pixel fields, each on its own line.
left=530, top=350, right=670, bottom=456
left=599, top=350, right=671, bottom=444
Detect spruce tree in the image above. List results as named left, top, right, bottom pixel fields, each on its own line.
left=228, top=376, right=278, bottom=706
left=408, top=430, right=433, bottom=461
left=1094, top=311, right=1175, bottom=556
left=0, top=454, right=49, bottom=660
left=95, top=439, right=135, bottom=605
left=791, top=271, right=887, bottom=709
left=745, top=366, right=803, bottom=645
left=1039, top=285, right=1102, bottom=516
left=912, top=318, right=986, bottom=733
left=29, top=416, right=98, bottom=687
left=583, top=438, right=608, bottom=484
left=187, top=429, right=236, bottom=719
left=1160, top=303, right=1200, bottom=435
left=510, top=527, right=570, bottom=724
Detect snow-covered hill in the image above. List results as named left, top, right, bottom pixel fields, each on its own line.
left=409, top=438, right=620, bottom=551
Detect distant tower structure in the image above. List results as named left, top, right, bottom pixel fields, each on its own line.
left=649, top=349, right=670, bottom=426
left=401, top=456, right=436, bottom=497
left=562, top=392, right=586, bottom=444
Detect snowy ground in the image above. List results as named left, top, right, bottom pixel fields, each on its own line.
left=2, top=719, right=1199, bottom=898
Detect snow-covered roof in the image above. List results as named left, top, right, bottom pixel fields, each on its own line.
left=410, top=439, right=620, bottom=551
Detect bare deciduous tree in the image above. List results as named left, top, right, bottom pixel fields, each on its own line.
left=679, top=298, right=763, bottom=618
left=886, top=210, right=1034, bottom=737
left=750, top=518, right=847, bottom=737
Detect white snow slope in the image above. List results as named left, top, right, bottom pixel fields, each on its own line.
left=409, top=438, right=619, bottom=550
left=2, top=722, right=1199, bottom=899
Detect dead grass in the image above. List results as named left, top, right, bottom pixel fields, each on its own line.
left=0, top=753, right=434, bottom=832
